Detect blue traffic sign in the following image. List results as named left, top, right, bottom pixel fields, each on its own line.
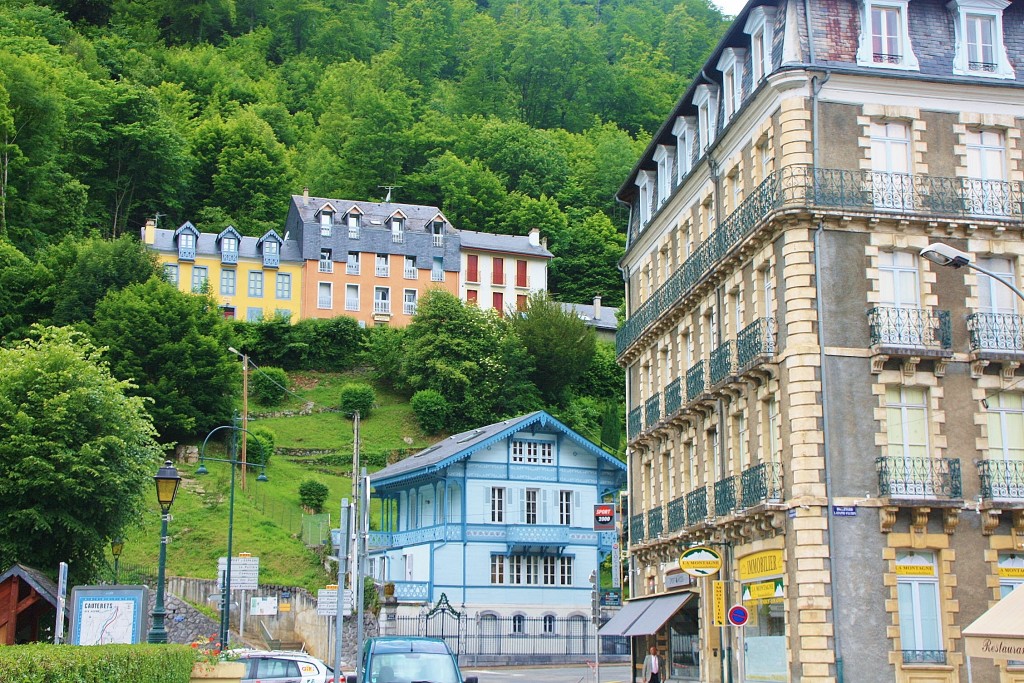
left=728, top=604, right=749, bottom=627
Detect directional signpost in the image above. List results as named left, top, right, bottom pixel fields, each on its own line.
left=316, top=586, right=354, bottom=617
left=217, top=556, right=259, bottom=591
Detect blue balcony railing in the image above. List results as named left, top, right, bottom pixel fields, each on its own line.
left=178, top=246, right=195, bottom=261
left=645, top=393, right=661, bottom=429
left=263, top=252, right=280, bottom=268
left=628, top=407, right=642, bottom=440
left=978, top=459, right=1024, bottom=500
left=221, top=250, right=238, bottom=265
left=390, top=581, right=430, bottom=602
left=868, top=307, right=951, bottom=353
left=968, top=312, right=1024, bottom=354
left=876, top=456, right=962, bottom=500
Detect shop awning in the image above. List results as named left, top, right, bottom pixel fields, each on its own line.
left=964, top=585, right=1024, bottom=659
left=598, top=592, right=695, bottom=637
left=622, top=592, right=694, bottom=637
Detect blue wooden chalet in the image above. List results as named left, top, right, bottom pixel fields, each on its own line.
left=368, top=411, right=626, bottom=617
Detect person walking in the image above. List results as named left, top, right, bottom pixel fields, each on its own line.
left=642, top=645, right=661, bottom=683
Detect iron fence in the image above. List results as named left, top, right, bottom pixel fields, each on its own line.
left=876, top=457, right=962, bottom=499
left=710, top=341, right=736, bottom=386
left=648, top=506, right=664, bottom=538
left=741, top=462, right=783, bottom=507
left=664, top=378, right=682, bottom=416
left=686, top=361, right=707, bottom=402
left=978, top=459, right=1024, bottom=500
left=627, top=407, right=642, bottom=440
left=737, top=318, right=777, bottom=371
left=967, top=312, right=1024, bottom=353
left=667, top=494, right=687, bottom=532
left=868, top=307, right=951, bottom=352
left=713, top=476, right=738, bottom=517
left=645, top=394, right=661, bottom=429
left=686, top=487, right=708, bottom=524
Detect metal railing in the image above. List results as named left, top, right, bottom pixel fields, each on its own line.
left=714, top=476, right=738, bottom=517
left=319, top=261, right=333, bottom=273
left=263, top=253, right=279, bottom=268
left=618, top=165, right=1024, bottom=358
left=433, top=234, right=444, bottom=247
left=431, top=271, right=445, bottom=282
left=686, top=361, right=707, bottom=402
left=868, top=307, right=951, bottom=352
left=348, top=227, right=360, bottom=239
left=902, top=650, right=946, bottom=665
left=710, top=341, right=736, bottom=386
left=876, top=456, right=962, bottom=499
left=345, top=298, right=358, bottom=312
left=667, top=495, right=687, bottom=531
left=317, top=297, right=332, bottom=309
left=737, top=317, right=776, bottom=371
left=392, top=232, right=405, bottom=244
left=347, top=264, right=360, bottom=275
left=648, top=506, right=663, bottom=538
left=978, top=459, right=1024, bottom=500
left=221, top=251, right=238, bottom=265
left=376, top=265, right=390, bottom=277
left=404, top=302, right=418, bottom=315
left=374, top=300, right=391, bottom=315
left=645, top=394, right=661, bottom=428
left=627, top=407, right=642, bottom=440
left=686, top=487, right=708, bottom=524
left=404, top=268, right=418, bottom=279
left=630, top=513, right=645, bottom=543
left=664, top=378, right=682, bottom=416
left=741, top=462, right=783, bottom=507
left=968, top=312, right=1024, bottom=353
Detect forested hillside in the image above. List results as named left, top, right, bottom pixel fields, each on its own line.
left=0, top=0, right=728, bottom=305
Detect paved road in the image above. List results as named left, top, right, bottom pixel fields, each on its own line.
left=462, top=664, right=632, bottom=683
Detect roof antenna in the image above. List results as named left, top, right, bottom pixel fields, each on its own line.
left=379, top=185, right=401, bottom=203
left=154, top=212, right=165, bottom=228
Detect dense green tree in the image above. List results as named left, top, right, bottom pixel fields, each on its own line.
left=511, top=292, right=595, bottom=406
left=0, top=326, right=162, bottom=582
left=548, top=212, right=626, bottom=307
left=0, top=241, right=52, bottom=344
left=89, top=277, right=239, bottom=443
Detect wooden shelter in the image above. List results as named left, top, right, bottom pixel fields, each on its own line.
left=0, top=563, right=60, bottom=644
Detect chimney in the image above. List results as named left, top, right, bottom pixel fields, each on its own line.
left=302, top=187, right=309, bottom=207
left=592, top=295, right=602, bottom=320
left=528, top=227, right=540, bottom=247
left=142, top=218, right=156, bottom=245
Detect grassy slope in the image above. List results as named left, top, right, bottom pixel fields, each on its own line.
left=115, top=370, right=434, bottom=592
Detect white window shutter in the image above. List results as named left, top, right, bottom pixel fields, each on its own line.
left=519, top=488, right=526, bottom=524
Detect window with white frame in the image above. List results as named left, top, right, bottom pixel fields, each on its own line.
left=525, top=556, right=539, bottom=585
left=895, top=551, right=944, bottom=663
left=744, top=6, right=776, bottom=84
left=248, top=271, right=264, bottom=298
left=543, top=556, right=557, bottom=585
left=404, top=255, right=417, bottom=279
left=717, top=48, right=746, bottom=122
left=736, top=412, right=749, bottom=468
left=948, top=0, right=1014, bottom=78
left=524, top=489, right=539, bottom=525
left=403, top=289, right=418, bottom=315
left=512, top=614, right=526, bottom=633
left=509, top=556, right=522, bottom=584
left=346, top=211, right=361, bottom=238
left=877, top=251, right=923, bottom=345
left=543, top=614, right=556, bottom=634
left=511, top=439, right=554, bottom=464
left=560, top=557, right=573, bottom=585
left=966, top=129, right=1011, bottom=216
left=275, top=273, right=291, bottom=300
left=758, top=140, right=773, bottom=184
left=491, top=555, right=506, bottom=584
left=559, top=490, right=573, bottom=526
left=654, top=145, right=674, bottom=206
left=376, top=253, right=390, bottom=277
left=345, top=284, right=359, bottom=311
left=985, top=393, right=1024, bottom=497
left=320, top=210, right=333, bottom=235
left=765, top=397, right=780, bottom=465
left=374, top=287, right=390, bottom=314
left=221, top=236, right=237, bottom=255
left=347, top=251, right=360, bottom=275
left=191, top=266, right=208, bottom=293
left=636, top=171, right=656, bottom=226
left=490, top=487, right=505, bottom=523
left=977, top=256, right=1016, bottom=315
left=318, top=282, right=332, bottom=309
left=693, top=84, right=719, bottom=152
left=319, top=249, right=333, bottom=273
left=221, top=268, right=235, bottom=295
left=673, top=116, right=696, bottom=182
left=884, top=386, right=934, bottom=496
left=762, top=262, right=775, bottom=318
left=870, top=121, right=914, bottom=210
left=857, top=0, right=919, bottom=69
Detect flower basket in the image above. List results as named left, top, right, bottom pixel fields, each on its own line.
left=190, top=661, right=245, bottom=682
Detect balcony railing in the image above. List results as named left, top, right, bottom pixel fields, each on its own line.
left=319, top=261, right=333, bottom=273
left=902, top=650, right=946, bottom=665
left=978, top=459, right=1024, bottom=500
left=178, top=246, right=195, bottom=261
left=318, top=297, right=332, bottom=309
left=345, top=298, right=359, bottom=312
left=221, top=251, right=238, bottom=265
left=686, top=361, right=707, bottom=402
left=618, top=165, right=1024, bottom=358
left=392, top=232, right=405, bottom=244
left=868, top=307, right=951, bottom=353
left=645, top=393, right=661, bottom=428
left=710, top=341, right=736, bottom=386
left=876, top=456, right=962, bottom=500
left=630, top=513, right=645, bottom=543
left=348, top=227, right=360, bottom=239
left=668, top=495, right=687, bottom=532
left=648, top=507, right=664, bottom=538
left=404, top=302, right=417, bottom=315
left=263, top=253, right=279, bottom=268
left=376, top=266, right=390, bottom=277
left=686, top=487, right=708, bottom=524
left=374, top=300, right=391, bottom=315
left=627, top=407, right=642, bottom=440
left=664, top=378, right=682, bottom=416
left=714, top=476, right=738, bottom=517
left=737, top=318, right=777, bottom=371
left=968, top=312, right=1024, bottom=354
left=741, top=462, right=783, bottom=507
left=404, top=268, right=418, bottom=279
left=347, top=264, right=360, bottom=275
left=433, top=234, right=444, bottom=247
left=431, top=271, right=445, bottom=282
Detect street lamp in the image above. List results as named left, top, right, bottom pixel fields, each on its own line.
left=921, top=242, right=1024, bottom=302
left=228, top=347, right=250, bottom=491
left=197, top=418, right=268, bottom=649
left=110, top=536, right=124, bottom=584
left=147, top=460, right=181, bottom=643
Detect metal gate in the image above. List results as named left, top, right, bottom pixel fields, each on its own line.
left=422, top=593, right=464, bottom=656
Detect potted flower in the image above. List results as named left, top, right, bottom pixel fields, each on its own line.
left=190, top=635, right=245, bottom=682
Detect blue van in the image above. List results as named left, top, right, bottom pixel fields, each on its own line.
left=347, top=637, right=477, bottom=683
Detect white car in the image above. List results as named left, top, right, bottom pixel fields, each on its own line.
left=239, top=650, right=340, bottom=683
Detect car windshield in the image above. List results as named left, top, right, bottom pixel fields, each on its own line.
left=370, top=653, right=460, bottom=683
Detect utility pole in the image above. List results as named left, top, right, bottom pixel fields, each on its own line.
left=240, top=351, right=248, bottom=491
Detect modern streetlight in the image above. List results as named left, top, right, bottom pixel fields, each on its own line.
left=147, top=460, right=181, bottom=644
left=110, top=536, right=124, bottom=584
left=197, top=418, right=268, bottom=649
left=921, top=242, right=1024, bottom=302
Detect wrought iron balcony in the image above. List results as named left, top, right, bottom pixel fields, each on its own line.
left=968, top=312, right=1024, bottom=355
left=648, top=507, right=664, bottom=538
left=902, top=650, right=946, bottom=665
left=668, top=494, right=687, bottom=532
left=710, top=341, right=736, bottom=386
left=628, top=406, right=642, bottom=440
left=978, top=459, right=1024, bottom=500
left=630, top=512, right=645, bottom=543
left=868, top=307, right=951, bottom=354
left=741, top=462, right=783, bottom=507
left=686, top=361, right=707, bottom=402
left=686, top=487, right=708, bottom=524
left=664, top=378, right=682, bottom=416
left=875, top=456, right=962, bottom=500
left=645, top=393, right=661, bottom=428
left=714, top=476, right=739, bottom=517
left=737, top=318, right=776, bottom=371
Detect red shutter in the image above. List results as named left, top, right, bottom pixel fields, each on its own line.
left=516, top=260, right=527, bottom=287
left=517, top=295, right=527, bottom=311
left=468, top=255, right=479, bottom=283
left=493, top=292, right=504, bottom=316
left=493, top=257, right=504, bottom=285
left=467, top=289, right=478, bottom=304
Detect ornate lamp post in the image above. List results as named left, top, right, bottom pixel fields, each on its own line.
left=197, top=418, right=268, bottom=649
left=147, top=460, right=181, bottom=643
left=110, top=536, right=124, bottom=584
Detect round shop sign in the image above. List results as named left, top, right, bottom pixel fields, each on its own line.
left=678, top=546, right=723, bottom=577
left=728, top=604, right=749, bottom=627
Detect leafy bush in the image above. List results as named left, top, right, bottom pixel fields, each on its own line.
left=250, top=366, right=289, bottom=405
left=244, top=426, right=275, bottom=467
left=339, top=383, right=376, bottom=418
left=298, top=479, right=330, bottom=513
left=411, top=389, right=450, bottom=435
left=0, top=642, right=195, bottom=682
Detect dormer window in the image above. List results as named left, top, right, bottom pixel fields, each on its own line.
left=320, top=211, right=334, bottom=236
left=220, top=234, right=238, bottom=265
left=744, top=6, right=776, bottom=84
left=857, top=0, right=919, bottom=70
left=635, top=171, right=656, bottom=226
left=653, top=145, right=674, bottom=206
left=693, top=84, right=719, bottom=152
left=672, top=116, right=696, bottom=182
left=948, top=0, right=1014, bottom=78
left=431, top=219, right=445, bottom=247
left=391, top=217, right=405, bottom=244
left=717, top=48, right=746, bottom=122
left=346, top=210, right=361, bottom=238
left=258, top=233, right=281, bottom=268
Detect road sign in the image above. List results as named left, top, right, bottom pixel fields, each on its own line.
left=679, top=546, right=723, bottom=577
left=316, top=588, right=353, bottom=617
left=728, top=604, right=750, bottom=627
left=217, top=556, right=259, bottom=591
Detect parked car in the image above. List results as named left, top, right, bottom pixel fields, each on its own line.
left=239, top=649, right=335, bottom=683
left=347, top=637, right=476, bottom=683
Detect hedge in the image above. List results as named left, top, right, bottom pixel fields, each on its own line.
left=0, top=643, right=195, bottom=683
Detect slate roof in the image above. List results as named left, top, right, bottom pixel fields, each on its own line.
left=560, top=302, right=620, bottom=332
left=0, top=564, right=59, bottom=609
left=370, top=410, right=624, bottom=489
left=459, top=229, right=553, bottom=259
left=150, top=225, right=303, bottom=262
left=290, top=195, right=453, bottom=232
